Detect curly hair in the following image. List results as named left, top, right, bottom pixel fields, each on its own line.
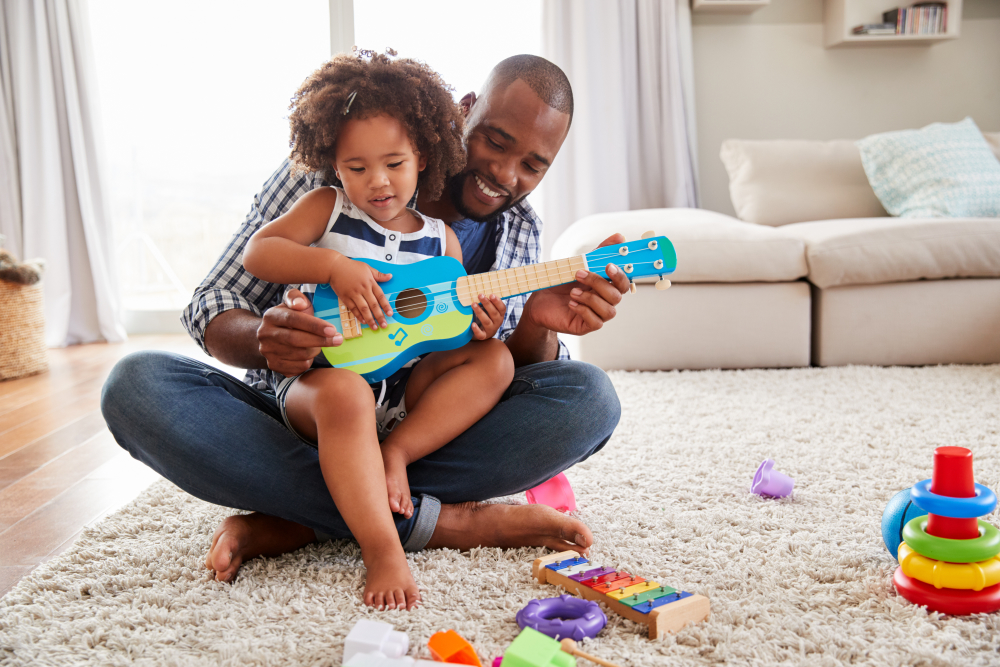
left=288, top=49, right=466, bottom=202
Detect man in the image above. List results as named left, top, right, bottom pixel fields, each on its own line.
left=101, top=54, right=630, bottom=590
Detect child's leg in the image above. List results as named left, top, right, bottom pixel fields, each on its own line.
left=284, top=368, right=420, bottom=610
left=381, top=338, right=515, bottom=517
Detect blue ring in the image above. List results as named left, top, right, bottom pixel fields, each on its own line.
left=910, top=479, right=997, bottom=519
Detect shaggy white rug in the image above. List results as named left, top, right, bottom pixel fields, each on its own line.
left=2, top=366, right=1000, bottom=666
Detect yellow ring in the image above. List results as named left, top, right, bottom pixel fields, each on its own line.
left=898, top=543, right=1000, bottom=591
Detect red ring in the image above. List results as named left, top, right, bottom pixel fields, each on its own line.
left=894, top=568, right=1000, bottom=614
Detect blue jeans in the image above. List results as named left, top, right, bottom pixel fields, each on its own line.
left=100, top=351, right=620, bottom=550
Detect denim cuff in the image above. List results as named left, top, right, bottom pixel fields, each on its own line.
left=313, top=493, right=441, bottom=550
left=402, top=494, right=440, bottom=552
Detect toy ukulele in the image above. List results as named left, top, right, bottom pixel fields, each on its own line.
left=312, top=231, right=676, bottom=382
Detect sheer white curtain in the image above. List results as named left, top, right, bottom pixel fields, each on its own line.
left=0, top=0, right=125, bottom=346
left=540, top=0, right=699, bottom=258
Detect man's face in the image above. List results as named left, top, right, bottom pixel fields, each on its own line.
left=449, top=79, right=570, bottom=223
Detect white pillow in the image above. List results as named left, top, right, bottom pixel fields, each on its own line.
left=720, top=139, right=888, bottom=226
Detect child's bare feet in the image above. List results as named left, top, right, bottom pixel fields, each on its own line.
left=362, top=541, right=421, bottom=610
left=381, top=445, right=414, bottom=518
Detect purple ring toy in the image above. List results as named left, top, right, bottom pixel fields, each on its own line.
left=515, top=594, right=607, bottom=641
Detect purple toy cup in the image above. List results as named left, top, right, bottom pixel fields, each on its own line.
left=752, top=459, right=794, bottom=498
left=492, top=658, right=503, bottom=667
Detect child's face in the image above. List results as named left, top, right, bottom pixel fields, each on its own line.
left=334, top=114, right=426, bottom=225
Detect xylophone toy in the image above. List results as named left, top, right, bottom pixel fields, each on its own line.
left=890, top=447, right=1000, bottom=615
left=531, top=551, right=710, bottom=639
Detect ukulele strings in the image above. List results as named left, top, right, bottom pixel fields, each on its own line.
left=337, top=257, right=664, bottom=323
left=368, top=252, right=660, bottom=306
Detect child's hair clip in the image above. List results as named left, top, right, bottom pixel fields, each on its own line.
left=343, top=91, right=358, bottom=116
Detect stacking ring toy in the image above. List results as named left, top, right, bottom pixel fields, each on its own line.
left=910, top=480, right=998, bottom=518
left=902, top=517, right=1000, bottom=563
left=893, top=568, right=1000, bottom=615
left=516, top=595, right=607, bottom=641
left=898, top=543, right=1000, bottom=591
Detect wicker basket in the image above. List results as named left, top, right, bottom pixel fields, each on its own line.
left=0, top=279, right=48, bottom=381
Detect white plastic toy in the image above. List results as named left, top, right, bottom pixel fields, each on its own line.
left=343, top=619, right=410, bottom=664
left=344, top=655, right=438, bottom=667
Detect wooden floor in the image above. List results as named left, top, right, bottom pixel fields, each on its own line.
left=0, top=334, right=232, bottom=598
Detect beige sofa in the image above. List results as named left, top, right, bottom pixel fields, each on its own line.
left=553, top=134, right=1000, bottom=369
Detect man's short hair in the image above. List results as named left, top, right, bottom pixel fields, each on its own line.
left=484, top=55, right=574, bottom=126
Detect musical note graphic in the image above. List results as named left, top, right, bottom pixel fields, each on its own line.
left=388, top=328, right=408, bottom=346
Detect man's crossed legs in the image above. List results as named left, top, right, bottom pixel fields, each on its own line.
left=100, top=351, right=620, bottom=594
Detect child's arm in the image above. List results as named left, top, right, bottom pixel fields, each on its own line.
left=244, top=188, right=393, bottom=329
left=444, top=225, right=463, bottom=264
left=442, top=225, right=506, bottom=340
left=244, top=188, right=342, bottom=285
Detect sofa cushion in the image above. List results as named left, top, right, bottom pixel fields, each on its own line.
left=857, top=118, right=1000, bottom=218
left=781, top=217, right=1000, bottom=289
left=720, top=139, right=888, bottom=226
left=551, top=208, right=807, bottom=283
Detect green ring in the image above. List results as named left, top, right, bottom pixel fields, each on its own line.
left=902, top=517, right=1000, bottom=563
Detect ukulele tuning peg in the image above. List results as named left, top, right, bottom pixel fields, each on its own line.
left=629, top=281, right=637, bottom=294
left=655, top=277, right=671, bottom=291
left=640, top=230, right=656, bottom=240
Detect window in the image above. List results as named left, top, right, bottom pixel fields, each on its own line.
left=354, top=0, right=543, bottom=102
left=89, top=0, right=543, bottom=330
left=88, top=1, right=330, bottom=323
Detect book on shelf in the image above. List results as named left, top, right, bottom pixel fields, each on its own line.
left=882, top=3, right=948, bottom=36
left=852, top=23, right=897, bottom=34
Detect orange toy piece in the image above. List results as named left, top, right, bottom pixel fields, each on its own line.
left=428, top=630, right=482, bottom=666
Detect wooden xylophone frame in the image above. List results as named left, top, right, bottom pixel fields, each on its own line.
left=531, top=550, right=711, bottom=640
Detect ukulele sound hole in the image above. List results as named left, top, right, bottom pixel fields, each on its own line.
left=394, top=288, right=427, bottom=319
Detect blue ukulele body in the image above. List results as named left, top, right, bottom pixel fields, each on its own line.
left=312, top=256, right=475, bottom=383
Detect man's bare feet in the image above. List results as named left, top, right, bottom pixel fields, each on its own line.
left=381, top=445, right=414, bottom=518
left=205, top=513, right=315, bottom=582
left=204, top=502, right=590, bottom=609
left=425, top=501, right=593, bottom=554
left=361, top=540, right=421, bottom=610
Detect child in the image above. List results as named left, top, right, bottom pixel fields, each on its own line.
left=242, top=52, right=515, bottom=611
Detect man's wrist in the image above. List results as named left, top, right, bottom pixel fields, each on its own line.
left=204, top=309, right=268, bottom=370
left=506, top=298, right=560, bottom=366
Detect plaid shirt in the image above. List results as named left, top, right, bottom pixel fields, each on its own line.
left=182, top=159, right=570, bottom=391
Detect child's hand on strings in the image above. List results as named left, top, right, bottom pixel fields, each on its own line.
left=329, top=257, right=394, bottom=330
left=471, top=294, right=506, bottom=340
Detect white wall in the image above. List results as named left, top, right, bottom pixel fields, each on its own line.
left=692, top=0, right=1000, bottom=216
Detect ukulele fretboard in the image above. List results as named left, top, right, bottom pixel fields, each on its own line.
left=455, top=255, right=588, bottom=306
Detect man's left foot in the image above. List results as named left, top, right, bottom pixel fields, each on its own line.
left=204, top=513, right=315, bottom=582
left=425, top=501, right=593, bottom=554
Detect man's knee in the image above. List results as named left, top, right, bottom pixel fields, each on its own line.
left=101, top=350, right=182, bottom=453
left=562, top=360, right=621, bottom=440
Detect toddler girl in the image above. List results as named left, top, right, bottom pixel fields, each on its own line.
left=243, top=51, right=514, bottom=610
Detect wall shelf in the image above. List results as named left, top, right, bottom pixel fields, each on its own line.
left=692, top=0, right=770, bottom=14
left=824, top=0, right=962, bottom=48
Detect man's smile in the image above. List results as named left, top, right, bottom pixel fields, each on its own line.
left=474, top=173, right=508, bottom=201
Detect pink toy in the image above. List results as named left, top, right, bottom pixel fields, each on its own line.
left=751, top=460, right=794, bottom=498
left=526, top=473, right=576, bottom=513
